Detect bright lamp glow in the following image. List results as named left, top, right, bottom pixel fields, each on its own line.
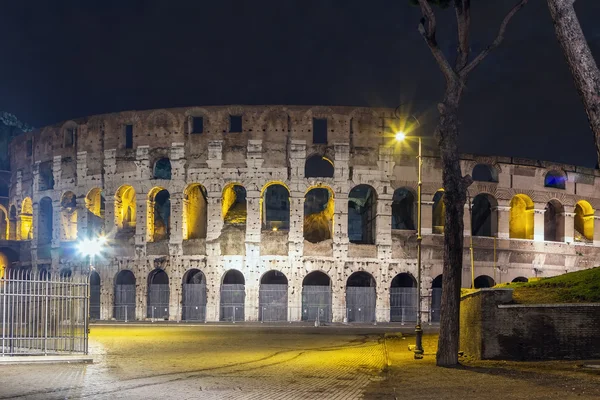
left=395, top=131, right=406, bottom=142
left=78, top=237, right=106, bottom=257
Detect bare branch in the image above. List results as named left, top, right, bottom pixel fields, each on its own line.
left=417, top=0, right=457, bottom=82
left=454, top=0, right=471, bottom=71
left=459, top=0, right=528, bottom=77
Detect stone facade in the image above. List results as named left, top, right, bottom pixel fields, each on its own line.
left=5, top=105, right=600, bottom=322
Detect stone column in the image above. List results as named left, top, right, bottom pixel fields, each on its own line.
left=245, top=281, right=259, bottom=322
left=205, top=268, right=221, bottom=322
left=135, top=195, right=148, bottom=256
left=205, top=194, right=222, bottom=257
left=101, top=271, right=113, bottom=320
left=245, top=190, right=261, bottom=256
left=288, top=192, right=304, bottom=257
left=331, top=279, right=346, bottom=323
left=534, top=208, right=545, bottom=242
left=51, top=198, right=61, bottom=271
left=169, top=268, right=182, bottom=321
left=463, top=203, right=472, bottom=237
left=333, top=192, right=349, bottom=260
left=376, top=283, right=390, bottom=323
left=31, top=201, right=39, bottom=251
left=76, top=195, right=88, bottom=240
left=169, top=192, right=184, bottom=256
left=496, top=204, right=510, bottom=239
left=104, top=197, right=116, bottom=236
left=137, top=271, right=147, bottom=321
left=376, top=192, right=392, bottom=260
left=288, top=279, right=302, bottom=322
left=564, top=212, right=575, bottom=243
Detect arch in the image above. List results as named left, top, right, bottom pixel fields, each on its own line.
left=512, top=276, right=529, bottom=283
left=472, top=164, right=498, bottom=182
left=431, top=274, right=443, bottom=323
left=471, top=193, right=498, bottom=237
left=391, top=188, right=415, bottom=230
left=114, top=270, right=136, bottom=321
left=148, top=187, right=170, bottom=241
left=183, top=184, right=207, bottom=240
left=348, top=185, right=377, bottom=244
left=86, top=188, right=105, bottom=238
left=39, top=161, right=54, bottom=191
left=222, top=183, right=247, bottom=225
left=147, top=269, right=169, bottom=319
left=182, top=269, right=207, bottom=321
left=0, top=205, right=7, bottom=240
left=509, top=194, right=534, bottom=240
left=302, top=271, right=332, bottom=322
left=304, top=186, right=334, bottom=243
left=38, top=197, right=53, bottom=245
left=90, top=271, right=101, bottom=320
left=432, top=190, right=445, bottom=234
left=221, top=269, right=245, bottom=322
left=261, top=183, right=290, bottom=231
left=8, top=204, right=17, bottom=240
left=259, top=270, right=288, bottom=321
left=575, top=200, right=594, bottom=242
left=390, top=273, right=417, bottom=323
left=38, top=266, right=51, bottom=281
left=305, top=154, right=334, bottom=178
left=346, top=271, right=376, bottom=323
left=20, top=197, right=33, bottom=240
left=153, top=158, right=172, bottom=180
left=60, top=191, right=78, bottom=241
left=115, top=185, right=136, bottom=232
left=59, top=268, right=72, bottom=279
left=544, top=199, right=565, bottom=242
left=474, top=275, right=495, bottom=289
left=544, top=170, right=566, bottom=189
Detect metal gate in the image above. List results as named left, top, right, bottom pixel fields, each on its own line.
left=301, top=286, right=332, bottom=322
left=220, top=284, right=245, bottom=322
left=1, top=269, right=89, bottom=356
left=346, top=286, right=376, bottom=323
left=431, top=288, right=442, bottom=323
left=182, top=283, right=206, bottom=321
left=147, top=284, right=169, bottom=320
left=259, top=284, right=288, bottom=322
left=390, top=287, right=417, bottom=323
left=114, top=284, right=135, bottom=321
left=90, top=283, right=100, bottom=320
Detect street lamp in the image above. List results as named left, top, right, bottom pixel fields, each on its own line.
left=395, top=129, right=424, bottom=360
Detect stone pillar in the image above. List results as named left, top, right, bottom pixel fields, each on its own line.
left=463, top=203, right=472, bottom=237
left=31, top=201, right=39, bottom=251
left=496, top=204, right=510, bottom=239
left=52, top=198, right=61, bottom=249
left=101, top=271, right=113, bottom=320
left=288, top=192, right=304, bottom=256
left=169, top=142, right=185, bottom=180
left=334, top=143, right=350, bottom=182
left=137, top=271, right=147, bottom=321
left=245, top=190, right=261, bottom=262
left=104, top=197, right=116, bottom=236
left=376, top=283, right=390, bottom=323
left=333, top=193, right=349, bottom=260
left=376, top=192, right=393, bottom=260
left=169, top=267, right=182, bottom=321
left=331, top=278, right=346, bottom=323
left=288, top=140, right=306, bottom=179
left=564, top=212, right=575, bottom=243
left=534, top=208, right=545, bottom=242
left=421, top=200, right=434, bottom=235
left=288, top=280, right=302, bottom=322
left=169, top=192, right=184, bottom=256
left=136, top=146, right=150, bottom=180
left=205, top=269, right=220, bottom=322
left=76, top=151, right=87, bottom=182
left=135, top=195, right=148, bottom=256
left=52, top=156, right=62, bottom=191
left=76, top=195, right=88, bottom=240
left=206, top=194, right=222, bottom=257
left=245, top=281, right=259, bottom=322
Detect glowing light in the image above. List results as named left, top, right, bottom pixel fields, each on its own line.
left=395, top=131, right=406, bottom=142
left=272, top=226, right=278, bottom=232
left=78, top=236, right=106, bottom=257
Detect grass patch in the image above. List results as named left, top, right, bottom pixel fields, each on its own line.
left=494, top=267, right=600, bottom=304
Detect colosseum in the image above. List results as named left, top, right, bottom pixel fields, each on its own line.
left=1, top=105, right=599, bottom=323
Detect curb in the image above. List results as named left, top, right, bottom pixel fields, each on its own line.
left=0, top=355, right=93, bottom=365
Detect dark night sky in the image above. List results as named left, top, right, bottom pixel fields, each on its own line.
left=1, top=0, right=600, bottom=167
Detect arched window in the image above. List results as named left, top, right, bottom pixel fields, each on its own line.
left=222, top=184, right=247, bottom=225
left=510, top=194, right=534, bottom=239
left=472, top=164, right=498, bottom=182
left=153, top=158, right=172, bottom=180
left=432, top=190, right=445, bottom=234
left=8, top=205, right=17, bottom=240
left=391, top=188, right=414, bottom=230
left=544, top=199, right=565, bottom=242
left=471, top=194, right=498, bottom=237
left=348, top=185, right=377, bottom=244
left=574, top=200, right=594, bottom=242
left=38, top=197, right=53, bottom=245
left=20, top=198, right=33, bottom=240
left=86, top=188, right=105, bottom=238
left=184, top=184, right=208, bottom=240
left=304, top=187, right=334, bottom=243
left=474, top=275, right=495, bottom=288
left=262, top=183, right=290, bottom=231
left=305, top=155, right=334, bottom=178
left=544, top=170, right=566, bottom=189
left=148, top=188, right=170, bottom=241
left=115, top=185, right=136, bottom=232
left=39, top=161, right=54, bottom=191
left=0, top=206, right=7, bottom=240
left=60, top=191, right=78, bottom=241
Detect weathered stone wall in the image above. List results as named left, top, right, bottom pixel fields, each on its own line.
left=460, top=289, right=600, bottom=360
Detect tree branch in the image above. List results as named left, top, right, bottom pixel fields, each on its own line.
left=459, top=0, right=528, bottom=78
left=454, top=0, right=471, bottom=71
left=417, top=0, right=457, bottom=82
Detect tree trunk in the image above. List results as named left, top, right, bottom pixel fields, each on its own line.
left=436, top=83, right=468, bottom=367
left=547, top=0, right=600, bottom=166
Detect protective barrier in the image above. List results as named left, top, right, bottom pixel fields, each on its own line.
left=1, top=269, right=89, bottom=356
left=431, top=288, right=442, bottom=323
left=301, top=286, right=332, bottom=322
left=90, top=283, right=100, bottom=320
left=346, top=287, right=376, bottom=323
left=390, top=287, right=417, bottom=323
left=220, top=284, right=245, bottom=322
left=147, top=284, right=169, bottom=320
left=259, top=284, right=288, bottom=322
left=114, top=284, right=135, bottom=321
left=182, top=283, right=206, bottom=321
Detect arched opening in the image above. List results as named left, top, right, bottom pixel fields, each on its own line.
left=474, top=275, right=495, bottom=289
left=0, top=205, right=7, bottom=240
left=90, top=271, right=101, bottom=320
left=153, top=158, right=172, bottom=180
left=305, top=155, right=334, bottom=178
left=115, top=185, right=136, bottom=234
left=390, top=273, right=417, bottom=323
left=182, top=269, right=207, bottom=321
left=59, top=268, right=72, bottom=279
left=262, top=183, right=290, bottom=231
left=346, top=271, right=376, bottom=323
left=9, top=205, right=17, bottom=240
left=301, top=271, right=332, bottom=322
left=20, top=198, right=33, bottom=240
left=348, top=185, right=377, bottom=244
left=544, top=199, right=565, bottom=242
left=304, top=187, right=334, bottom=243
left=60, top=192, right=78, bottom=241
left=114, top=270, right=136, bottom=321
left=86, top=188, right=105, bottom=238
left=391, top=188, right=415, bottom=230
left=183, top=184, right=207, bottom=240
left=544, top=170, right=566, bottom=189
left=431, top=275, right=443, bottom=323
left=472, top=164, right=498, bottom=182
left=222, top=184, right=247, bottom=225
left=220, top=269, right=245, bottom=322
left=512, top=276, right=528, bottom=283
left=38, top=266, right=51, bottom=281
left=575, top=200, right=594, bottom=242
left=510, top=194, right=534, bottom=239
left=38, top=197, right=53, bottom=246
left=148, top=188, right=171, bottom=242
left=432, top=190, right=445, bottom=234
left=259, top=270, right=288, bottom=322
left=39, top=161, right=54, bottom=191
left=147, top=269, right=169, bottom=320
left=471, top=194, right=498, bottom=237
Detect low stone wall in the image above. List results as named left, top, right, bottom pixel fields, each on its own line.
left=460, top=289, right=600, bottom=360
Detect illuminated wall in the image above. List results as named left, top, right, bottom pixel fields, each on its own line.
left=222, top=184, right=247, bottom=225
left=304, top=187, right=334, bottom=243
left=60, top=191, right=78, bottom=241
left=86, top=188, right=105, bottom=237
left=148, top=187, right=170, bottom=242
left=20, top=197, right=33, bottom=240
left=115, top=185, right=136, bottom=230
left=510, top=194, right=534, bottom=240
left=575, top=200, right=594, bottom=241
left=183, top=184, right=207, bottom=240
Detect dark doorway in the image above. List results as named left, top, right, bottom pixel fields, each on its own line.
left=259, top=270, right=288, bottom=322
left=220, top=270, right=245, bottom=322
left=147, top=269, right=169, bottom=320
left=346, top=272, right=376, bottom=323
left=114, top=270, right=136, bottom=321
left=301, top=271, right=332, bottom=322
left=182, top=269, right=207, bottom=321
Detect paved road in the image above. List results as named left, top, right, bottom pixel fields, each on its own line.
left=0, top=324, right=406, bottom=400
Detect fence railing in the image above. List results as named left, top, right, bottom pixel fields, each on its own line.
left=1, top=269, right=89, bottom=356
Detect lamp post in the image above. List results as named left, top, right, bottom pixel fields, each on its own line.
left=395, top=130, right=424, bottom=359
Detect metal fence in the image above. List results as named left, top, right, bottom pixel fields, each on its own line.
left=390, top=287, right=418, bottom=323
left=431, top=288, right=442, bottom=323
left=220, top=284, right=245, bottom=322
left=346, top=287, right=376, bottom=323
left=301, top=286, right=332, bottom=322
left=147, top=284, right=169, bottom=320
left=259, top=284, right=288, bottom=322
left=90, top=283, right=100, bottom=320
left=1, top=269, right=89, bottom=356
left=114, top=284, right=135, bottom=321
left=182, top=283, right=206, bottom=321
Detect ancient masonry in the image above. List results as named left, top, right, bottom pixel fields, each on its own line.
left=4, top=105, right=600, bottom=323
